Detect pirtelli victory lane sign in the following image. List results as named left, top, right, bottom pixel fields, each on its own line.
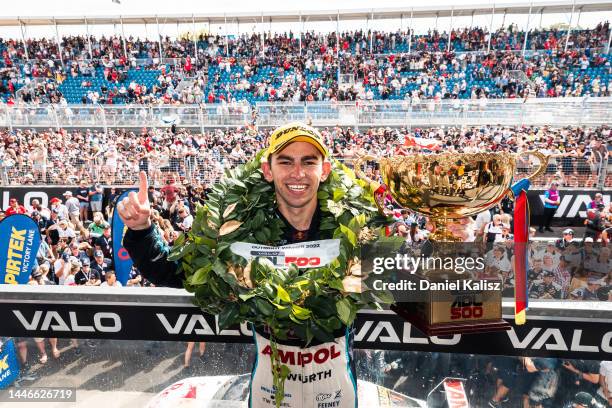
left=0, top=301, right=610, bottom=360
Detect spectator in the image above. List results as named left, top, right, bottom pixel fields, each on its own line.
left=484, top=214, right=504, bottom=243
left=539, top=181, right=561, bottom=233
left=529, top=270, right=562, bottom=299
left=584, top=209, right=605, bottom=242
left=589, top=193, right=604, bottom=210
left=63, top=191, right=81, bottom=227
left=50, top=197, right=69, bottom=221
left=176, top=206, right=193, bottom=232
left=89, top=182, right=104, bottom=214
left=100, top=270, right=122, bottom=287
left=94, top=225, right=112, bottom=259
left=5, top=198, right=27, bottom=215
left=599, top=361, right=612, bottom=406
left=556, top=229, right=576, bottom=250
left=570, top=277, right=602, bottom=301
left=75, top=179, right=90, bottom=223
left=558, top=360, right=603, bottom=407
left=74, top=258, right=101, bottom=286
left=91, top=249, right=111, bottom=282
left=522, top=357, right=559, bottom=408
left=126, top=266, right=143, bottom=287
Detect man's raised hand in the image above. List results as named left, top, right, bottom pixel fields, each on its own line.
left=117, top=171, right=152, bottom=230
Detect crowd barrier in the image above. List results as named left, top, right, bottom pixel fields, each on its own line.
left=2, top=286, right=610, bottom=406
left=1, top=153, right=610, bottom=190
left=1, top=285, right=611, bottom=360
left=1, top=97, right=610, bottom=130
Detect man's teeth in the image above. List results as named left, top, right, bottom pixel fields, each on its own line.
left=288, top=185, right=307, bottom=191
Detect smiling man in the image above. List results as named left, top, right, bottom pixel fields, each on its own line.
left=260, top=124, right=331, bottom=244
left=118, top=122, right=359, bottom=408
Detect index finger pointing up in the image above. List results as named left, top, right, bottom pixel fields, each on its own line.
left=138, top=171, right=149, bottom=204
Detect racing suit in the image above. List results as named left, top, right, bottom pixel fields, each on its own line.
left=123, top=205, right=358, bottom=408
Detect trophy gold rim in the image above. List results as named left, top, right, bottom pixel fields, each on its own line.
left=354, top=151, right=553, bottom=240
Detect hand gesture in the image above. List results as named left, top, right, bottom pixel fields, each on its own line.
left=117, top=171, right=151, bottom=231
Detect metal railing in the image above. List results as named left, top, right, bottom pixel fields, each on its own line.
left=1, top=97, right=610, bottom=130
left=2, top=154, right=609, bottom=189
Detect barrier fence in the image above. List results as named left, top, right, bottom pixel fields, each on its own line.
left=1, top=153, right=609, bottom=189
left=1, top=97, right=611, bottom=130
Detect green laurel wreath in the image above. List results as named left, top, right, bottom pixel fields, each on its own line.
left=168, top=150, right=394, bottom=406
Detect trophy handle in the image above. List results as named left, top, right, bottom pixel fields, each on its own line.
left=353, top=155, right=382, bottom=192
left=520, top=150, right=550, bottom=181
left=353, top=155, right=389, bottom=214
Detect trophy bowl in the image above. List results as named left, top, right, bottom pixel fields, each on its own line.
left=355, top=151, right=547, bottom=241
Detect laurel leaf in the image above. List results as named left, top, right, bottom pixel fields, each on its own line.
left=342, top=275, right=362, bottom=293
left=219, top=220, right=243, bottom=236
left=243, top=262, right=253, bottom=288
left=223, top=202, right=238, bottom=219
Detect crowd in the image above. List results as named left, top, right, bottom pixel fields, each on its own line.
left=2, top=23, right=609, bottom=64
left=358, top=348, right=612, bottom=407
left=0, top=124, right=608, bottom=188
left=0, top=22, right=609, bottom=105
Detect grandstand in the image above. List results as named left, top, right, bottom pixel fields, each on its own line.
left=0, top=3, right=610, bottom=106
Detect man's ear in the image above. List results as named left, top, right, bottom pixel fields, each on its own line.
left=320, top=161, right=332, bottom=182
left=261, top=160, right=274, bottom=182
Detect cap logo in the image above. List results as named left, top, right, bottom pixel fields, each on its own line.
left=272, top=125, right=321, bottom=141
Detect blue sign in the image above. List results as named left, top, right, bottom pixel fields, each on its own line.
left=0, top=215, right=41, bottom=285
left=0, top=339, right=20, bottom=389
left=112, top=190, right=135, bottom=286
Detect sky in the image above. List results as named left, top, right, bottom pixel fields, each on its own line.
left=0, top=0, right=609, bottom=39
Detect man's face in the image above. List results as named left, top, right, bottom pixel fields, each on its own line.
left=261, top=142, right=331, bottom=210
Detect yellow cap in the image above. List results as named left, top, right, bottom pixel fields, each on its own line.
left=266, top=122, right=329, bottom=159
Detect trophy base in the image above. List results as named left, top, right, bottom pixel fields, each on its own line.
left=391, top=303, right=511, bottom=337
left=389, top=270, right=509, bottom=336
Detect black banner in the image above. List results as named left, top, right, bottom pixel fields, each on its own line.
left=0, top=185, right=128, bottom=214
left=2, top=186, right=605, bottom=228
left=528, top=189, right=608, bottom=227
left=1, top=302, right=611, bottom=360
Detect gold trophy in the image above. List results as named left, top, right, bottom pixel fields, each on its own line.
left=354, top=151, right=548, bottom=336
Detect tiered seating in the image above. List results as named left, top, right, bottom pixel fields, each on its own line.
left=58, top=67, right=161, bottom=103
left=205, top=64, right=298, bottom=104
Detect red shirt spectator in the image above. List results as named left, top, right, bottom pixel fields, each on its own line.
left=5, top=199, right=27, bottom=216
left=160, top=182, right=180, bottom=202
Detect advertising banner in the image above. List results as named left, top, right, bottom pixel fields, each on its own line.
left=0, top=340, right=20, bottom=390
left=0, top=215, right=41, bottom=285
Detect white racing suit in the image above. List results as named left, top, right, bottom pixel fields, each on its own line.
left=249, top=326, right=357, bottom=408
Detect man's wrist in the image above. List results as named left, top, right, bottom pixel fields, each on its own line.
left=126, top=224, right=154, bottom=237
